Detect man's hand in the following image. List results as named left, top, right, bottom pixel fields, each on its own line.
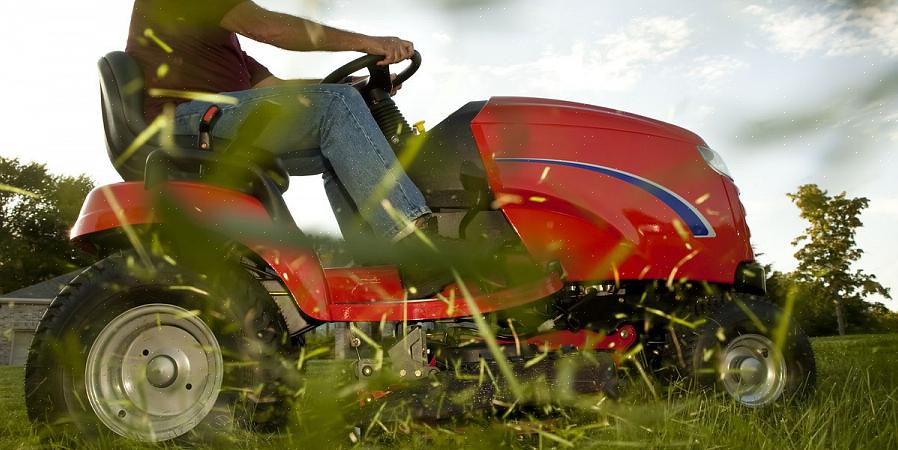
left=362, top=36, right=415, bottom=65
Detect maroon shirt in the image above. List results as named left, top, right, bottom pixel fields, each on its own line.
left=125, top=0, right=272, bottom=121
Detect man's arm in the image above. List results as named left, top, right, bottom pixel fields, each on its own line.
left=221, top=1, right=414, bottom=65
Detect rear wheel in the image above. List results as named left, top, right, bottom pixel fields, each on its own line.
left=25, top=251, right=293, bottom=442
left=85, top=303, right=224, bottom=440
left=677, top=296, right=816, bottom=406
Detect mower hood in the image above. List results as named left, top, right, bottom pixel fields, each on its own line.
left=473, top=97, right=704, bottom=145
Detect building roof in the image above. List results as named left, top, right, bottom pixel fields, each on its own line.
left=1, top=270, right=83, bottom=303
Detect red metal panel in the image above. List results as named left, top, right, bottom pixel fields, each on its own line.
left=69, top=182, right=564, bottom=323
left=472, top=97, right=704, bottom=144
left=327, top=274, right=563, bottom=322
left=70, top=182, right=271, bottom=238
left=722, top=179, right=755, bottom=264
left=508, top=323, right=638, bottom=353
left=253, top=246, right=331, bottom=321
left=71, top=182, right=154, bottom=239
left=69, top=182, right=333, bottom=321
left=471, top=97, right=754, bottom=284
left=324, top=266, right=405, bottom=303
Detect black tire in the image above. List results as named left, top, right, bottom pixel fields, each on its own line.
left=677, top=295, right=816, bottom=406
left=24, top=250, right=294, bottom=442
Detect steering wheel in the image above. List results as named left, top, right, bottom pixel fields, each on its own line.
left=321, top=50, right=421, bottom=94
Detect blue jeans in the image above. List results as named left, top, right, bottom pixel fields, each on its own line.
left=173, top=84, right=431, bottom=239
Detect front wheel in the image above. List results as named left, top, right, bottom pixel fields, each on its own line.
left=25, top=251, right=292, bottom=442
left=679, top=296, right=816, bottom=407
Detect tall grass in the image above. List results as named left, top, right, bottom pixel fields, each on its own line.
left=2, top=334, right=896, bottom=449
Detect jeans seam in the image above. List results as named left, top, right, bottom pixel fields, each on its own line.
left=213, top=86, right=362, bottom=109
left=324, top=90, right=422, bottom=215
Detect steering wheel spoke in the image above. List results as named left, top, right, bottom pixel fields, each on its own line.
left=367, top=65, right=393, bottom=88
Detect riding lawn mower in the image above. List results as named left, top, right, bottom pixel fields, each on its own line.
left=23, top=50, right=816, bottom=442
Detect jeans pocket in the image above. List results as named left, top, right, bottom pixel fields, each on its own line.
left=173, top=113, right=201, bottom=135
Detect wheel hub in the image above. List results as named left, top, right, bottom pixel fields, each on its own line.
left=720, top=334, right=787, bottom=407
left=738, top=356, right=764, bottom=386
left=146, top=355, right=178, bottom=388
left=85, top=304, right=223, bottom=442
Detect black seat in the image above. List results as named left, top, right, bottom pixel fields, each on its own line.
left=97, top=51, right=290, bottom=193
left=97, top=51, right=298, bottom=227
left=98, top=51, right=155, bottom=182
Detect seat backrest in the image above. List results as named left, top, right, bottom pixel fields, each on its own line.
left=97, top=51, right=293, bottom=197
left=98, top=51, right=154, bottom=181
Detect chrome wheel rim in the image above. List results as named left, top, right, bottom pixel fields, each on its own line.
left=720, top=334, right=786, bottom=407
left=85, top=303, right=223, bottom=441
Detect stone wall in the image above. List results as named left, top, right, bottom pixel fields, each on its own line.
left=0, top=302, right=47, bottom=365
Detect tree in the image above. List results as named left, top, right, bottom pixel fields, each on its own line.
left=787, top=184, right=891, bottom=336
left=0, top=157, right=95, bottom=294
left=766, top=267, right=829, bottom=336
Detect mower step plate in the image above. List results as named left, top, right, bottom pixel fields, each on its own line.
left=324, top=273, right=564, bottom=322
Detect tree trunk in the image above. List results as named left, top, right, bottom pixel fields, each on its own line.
left=834, top=298, right=846, bottom=336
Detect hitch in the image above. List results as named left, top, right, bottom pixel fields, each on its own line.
left=355, top=327, right=437, bottom=380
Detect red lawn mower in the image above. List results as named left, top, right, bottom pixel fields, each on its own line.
left=24, top=51, right=815, bottom=442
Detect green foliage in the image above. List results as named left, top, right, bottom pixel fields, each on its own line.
left=767, top=269, right=898, bottom=336
left=0, top=157, right=95, bottom=294
left=766, top=184, right=893, bottom=336
left=768, top=269, right=830, bottom=336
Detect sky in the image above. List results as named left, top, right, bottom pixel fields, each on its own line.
left=1, top=0, right=896, bottom=308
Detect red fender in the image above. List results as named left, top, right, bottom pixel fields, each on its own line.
left=71, top=182, right=333, bottom=320
left=71, top=182, right=563, bottom=323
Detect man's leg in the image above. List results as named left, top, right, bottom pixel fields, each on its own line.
left=310, top=84, right=431, bottom=240
left=322, top=169, right=375, bottom=242
left=174, top=84, right=430, bottom=240
left=278, top=153, right=376, bottom=247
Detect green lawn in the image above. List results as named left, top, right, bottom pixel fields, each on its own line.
left=3, top=334, right=897, bottom=449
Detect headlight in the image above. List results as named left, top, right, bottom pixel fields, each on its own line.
left=698, top=145, right=733, bottom=180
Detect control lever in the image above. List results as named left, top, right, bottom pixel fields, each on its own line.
left=196, top=105, right=222, bottom=151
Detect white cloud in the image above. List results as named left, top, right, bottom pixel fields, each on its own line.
left=430, top=16, right=693, bottom=94
left=866, top=198, right=898, bottom=219
left=687, top=55, right=748, bottom=85
left=542, top=15, right=692, bottom=91
left=745, top=3, right=898, bottom=58
left=574, top=16, right=692, bottom=91
left=859, top=7, right=898, bottom=56
left=431, top=31, right=453, bottom=45
left=744, top=5, right=841, bottom=57
left=597, top=16, right=692, bottom=76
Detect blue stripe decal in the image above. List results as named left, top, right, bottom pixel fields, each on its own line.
left=495, top=157, right=716, bottom=238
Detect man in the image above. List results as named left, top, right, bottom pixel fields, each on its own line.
left=127, top=0, right=450, bottom=293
